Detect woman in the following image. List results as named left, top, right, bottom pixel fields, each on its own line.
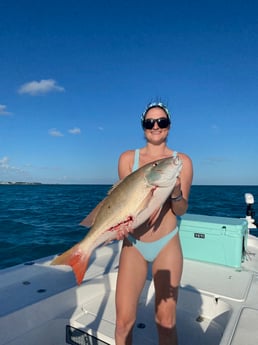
left=115, top=101, right=193, bottom=345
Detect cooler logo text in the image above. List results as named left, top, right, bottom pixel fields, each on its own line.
left=194, top=233, right=205, bottom=239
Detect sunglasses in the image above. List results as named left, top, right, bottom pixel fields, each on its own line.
left=142, top=117, right=170, bottom=130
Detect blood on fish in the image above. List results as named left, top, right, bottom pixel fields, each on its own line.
left=108, top=216, right=134, bottom=232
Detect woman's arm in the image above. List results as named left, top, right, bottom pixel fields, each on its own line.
left=170, top=153, right=193, bottom=216
left=118, top=150, right=134, bottom=180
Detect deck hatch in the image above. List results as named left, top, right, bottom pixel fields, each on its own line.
left=66, top=326, right=110, bottom=345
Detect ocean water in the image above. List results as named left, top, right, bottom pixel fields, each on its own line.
left=0, top=184, right=257, bottom=270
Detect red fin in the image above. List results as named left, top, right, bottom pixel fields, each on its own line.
left=51, top=244, right=90, bottom=285
left=80, top=198, right=106, bottom=228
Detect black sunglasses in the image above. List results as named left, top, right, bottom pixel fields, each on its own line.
left=142, top=117, right=170, bottom=130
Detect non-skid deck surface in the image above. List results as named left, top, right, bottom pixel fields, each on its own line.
left=73, top=287, right=226, bottom=345
left=181, top=258, right=252, bottom=301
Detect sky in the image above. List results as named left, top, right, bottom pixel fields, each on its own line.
left=0, top=0, right=258, bottom=185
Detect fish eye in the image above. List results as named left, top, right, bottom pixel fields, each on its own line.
left=152, top=162, right=159, bottom=167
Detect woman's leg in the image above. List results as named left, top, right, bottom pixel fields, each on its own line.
left=115, top=241, right=148, bottom=345
left=152, top=234, right=183, bottom=345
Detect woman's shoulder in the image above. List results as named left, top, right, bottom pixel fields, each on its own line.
left=177, top=151, right=191, bottom=160
left=177, top=151, right=193, bottom=169
left=118, top=149, right=138, bottom=179
left=119, top=149, right=136, bottom=161
left=118, top=149, right=138, bottom=169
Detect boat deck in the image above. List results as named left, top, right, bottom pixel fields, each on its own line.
left=1, top=237, right=258, bottom=345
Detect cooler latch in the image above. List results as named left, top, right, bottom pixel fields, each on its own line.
left=221, top=225, right=227, bottom=235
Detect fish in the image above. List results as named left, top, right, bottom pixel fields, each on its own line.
left=51, top=155, right=182, bottom=284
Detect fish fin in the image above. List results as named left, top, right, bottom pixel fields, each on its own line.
left=103, top=238, right=115, bottom=246
left=81, top=180, right=123, bottom=227
left=136, top=187, right=156, bottom=215
left=51, top=244, right=90, bottom=285
left=107, top=179, right=123, bottom=194
left=80, top=198, right=106, bottom=227
left=148, top=207, right=162, bottom=227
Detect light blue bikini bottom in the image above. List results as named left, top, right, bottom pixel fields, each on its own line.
left=127, top=227, right=179, bottom=262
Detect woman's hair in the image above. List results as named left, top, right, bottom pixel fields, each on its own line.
left=141, top=101, right=171, bottom=124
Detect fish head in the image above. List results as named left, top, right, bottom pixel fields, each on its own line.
left=144, top=155, right=182, bottom=187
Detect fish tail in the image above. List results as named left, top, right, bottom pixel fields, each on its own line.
left=51, top=244, right=90, bottom=285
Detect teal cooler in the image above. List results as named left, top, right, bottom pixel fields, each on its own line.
left=178, top=214, right=248, bottom=268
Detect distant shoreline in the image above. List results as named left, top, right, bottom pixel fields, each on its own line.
left=3, top=181, right=257, bottom=187
left=0, top=182, right=43, bottom=185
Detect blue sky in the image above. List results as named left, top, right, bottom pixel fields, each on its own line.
left=0, top=0, right=258, bottom=185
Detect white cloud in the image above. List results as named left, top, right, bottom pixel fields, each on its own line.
left=0, top=104, right=11, bottom=116
left=68, top=127, right=81, bottom=135
left=18, top=79, right=65, bottom=96
left=48, top=128, right=64, bottom=137
left=0, top=156, right=24, bottom=173
left=0, top=156, right=9, bottom=168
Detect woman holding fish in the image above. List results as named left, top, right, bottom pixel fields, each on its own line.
left=51, top=101, right=193, bottom=344
left=115, top=102, right=193, bottom=345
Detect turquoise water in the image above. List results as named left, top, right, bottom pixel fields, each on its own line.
left=0, top=185, right=257, bottom=269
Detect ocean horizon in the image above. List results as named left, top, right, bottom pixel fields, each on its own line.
left=1, top=184, right=257, bottom=270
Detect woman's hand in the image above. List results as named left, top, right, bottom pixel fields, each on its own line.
left=171, top=177, right=182, bottom=199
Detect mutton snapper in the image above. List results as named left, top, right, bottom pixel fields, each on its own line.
left=51, top=155, right=182, bottom=284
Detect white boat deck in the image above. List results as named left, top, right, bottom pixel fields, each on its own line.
left=1, top=236, right=258, bottom=345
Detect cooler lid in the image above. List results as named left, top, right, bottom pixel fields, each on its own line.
left=179, top=213, right=248, bottom=234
